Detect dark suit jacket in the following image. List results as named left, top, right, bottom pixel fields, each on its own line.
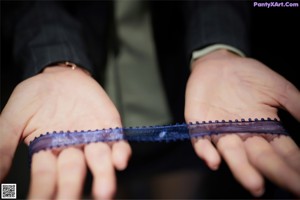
left=10, top=0, right=250, bottom=122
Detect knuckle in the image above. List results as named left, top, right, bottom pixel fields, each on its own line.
left=32, top=163, right=55, bottom=176
left=86, top=143, right=111, bottom=158
left=58, top=148, right=84, bottom=169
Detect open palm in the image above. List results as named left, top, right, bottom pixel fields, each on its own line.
left=185, top=49, right=300, bottom=197
left=0, top=66, right=131, bottom=199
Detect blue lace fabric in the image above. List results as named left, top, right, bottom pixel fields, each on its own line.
left=29, top=118, right=288, bottom=159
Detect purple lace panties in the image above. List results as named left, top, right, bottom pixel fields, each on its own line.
left=28, top=118, right=288, bottom=159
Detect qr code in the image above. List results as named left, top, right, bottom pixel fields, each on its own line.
left=1, top=184, right=16, bottom=199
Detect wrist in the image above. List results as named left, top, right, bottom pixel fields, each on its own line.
left=191, top=49, right=239, bottom=71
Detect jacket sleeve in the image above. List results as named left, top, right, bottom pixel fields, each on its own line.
left=13, top=1, right=97, bottom=79
left=183, top=1, right=251, bottom=60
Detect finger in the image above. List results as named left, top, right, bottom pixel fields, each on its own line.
left=217, top=135, right=264, bottom=197
left=56, top=147, right=86, bottom=199
left=85, top=143, right=116, bottom=199
left=112, top=141, right=132, bottom=171
left=191, top=137, right=221, bottom=170
left=245, top=136, right=300, bottom=197
left=28, top=150, right=57, bottom=199
left=271, top=136, right=300, bottom=173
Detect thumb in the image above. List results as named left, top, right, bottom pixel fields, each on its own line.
left=279, top=82, right=300, bottom=122
left=0, top=115, right=22, bottom=181
left=0, top=86, right=31, bottom=181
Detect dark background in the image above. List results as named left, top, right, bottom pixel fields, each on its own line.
left=1, top=1, right=300, bottom=199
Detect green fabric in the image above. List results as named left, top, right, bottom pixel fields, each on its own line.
left=105, top=0, right=172, bottom=127
left=104, top=2, right=246, bottom=127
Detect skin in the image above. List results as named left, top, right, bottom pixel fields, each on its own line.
left=0, top=66, right=132, bottom=199
left=185, top=49, right=300, bottom=197
left=0, top=49, right=299, bottom=199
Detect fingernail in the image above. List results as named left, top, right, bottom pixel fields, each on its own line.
left=210, top=164, right=219, bottom=171
left=95, top=181, right=114, bottom=200
left=253, top=187, right=265, bottom=197
left=115, top=152, right=128, bottom=171
left=207, top=160, right=219, bottom=171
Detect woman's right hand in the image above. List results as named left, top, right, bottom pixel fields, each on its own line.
left=0, top=65, right=131, bottom=199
